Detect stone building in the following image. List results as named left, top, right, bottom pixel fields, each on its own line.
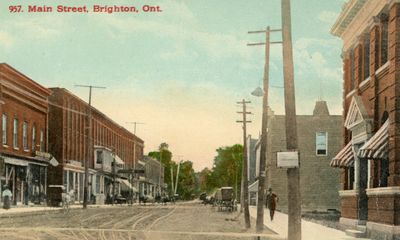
left=264, top=101, right=342, bottom=212
left=330, top=0, right=400, bottom=238
left=0, top=63, right=52, bottom=206
left=47, top=88, right=144, bottom=205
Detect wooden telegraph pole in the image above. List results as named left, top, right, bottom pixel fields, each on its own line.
left=248, top=26, right=282, bottom=232
left=281, top=0, right=302, bottom=239
left=75, top=85, right=106, bottom=209
left=236, top=99, right=251, bottom=229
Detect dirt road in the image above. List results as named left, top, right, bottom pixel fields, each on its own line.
left=0, top=202, right=281, bottom=240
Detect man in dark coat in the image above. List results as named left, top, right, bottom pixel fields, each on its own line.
left=265, top=188, right=278, bottom=221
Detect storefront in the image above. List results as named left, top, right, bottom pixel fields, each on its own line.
left=0, top=155, right=49, bottom=206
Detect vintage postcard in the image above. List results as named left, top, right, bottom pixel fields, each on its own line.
left=0, top=0, right=394, bottom=239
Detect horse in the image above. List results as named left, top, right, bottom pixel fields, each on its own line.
left=61, top=189, right=75, bottom=213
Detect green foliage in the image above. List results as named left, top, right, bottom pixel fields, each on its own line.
left=149, top=143, right=197, bottom=200
left=176, top=161, right=196, bottom=200
left=197, top=144, right=243, bottom=198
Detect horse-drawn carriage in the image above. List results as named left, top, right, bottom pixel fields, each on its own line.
left=214, top=187, right=236, bottom=212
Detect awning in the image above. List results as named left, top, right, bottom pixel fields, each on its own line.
left=358, top=120, right=389, bottom=159
left=330, top=141, right=354, bottom=168
left=121, top=179, right=138, bottom=192
left=4, top=157, right=29, bottom=166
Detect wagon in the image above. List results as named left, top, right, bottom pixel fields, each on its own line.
left=215, top=187, right=236, bottom=212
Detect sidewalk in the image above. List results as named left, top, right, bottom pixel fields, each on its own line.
left=0, top=203, right=132, bottom=216
left=248, top=206, right=370, bottom=240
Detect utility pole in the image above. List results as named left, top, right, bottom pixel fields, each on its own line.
left=174, top=160, right=182, bottom=195
left=248, top=26, right=282, bottom=232
left=76, top=84, right=106, bottom=209
left=170, top=167, right=174, bottom=196
left=281, top=0, right=301, bottom=239
left=126, top=122, right=145, bottom=135
left=126, top=122, right=145, bottom=175
left=112, top=150, right=116, bottom=206
left=236, top=99, right=251, bottom=229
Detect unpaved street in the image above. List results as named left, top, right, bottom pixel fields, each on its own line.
left=0, top=202, right=279, bottom=240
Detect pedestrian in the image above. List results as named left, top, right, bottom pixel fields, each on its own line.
left=265, top=188, right=278, bottom=221
left=2, top=185, right=12, bottom=210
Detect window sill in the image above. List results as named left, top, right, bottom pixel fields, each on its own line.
left=13, top=147, right=19, bottom=150
left=359, top=77, right=371, bottom=91
left=375, top=61, right=390, bottom=76
left=2, top=145, right=8, bottom=148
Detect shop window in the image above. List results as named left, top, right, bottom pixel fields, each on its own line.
left=13, top=118, right=18, bottom=148
left=2, top=114, right=7, bottom=146
left=32, top=126, right=36, bottom=151
left=364, top=36, right=370, bottom=79
left=348, top=167, right=355, bottom=190
left=380, top=158, right=389, bottom=187
left=96, top=175, right=100, bottom=194
left=23, top=122, right=28, bottom=150
left=316, top=132, right=328, bottom=156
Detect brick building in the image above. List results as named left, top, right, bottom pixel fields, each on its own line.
left=331, top=0, right=400, bottom=238
left=47, top=88, right=144, bottom=205
left=0, top=63, right=52, bottom=206
left=260, top=101, right=342, bottom=212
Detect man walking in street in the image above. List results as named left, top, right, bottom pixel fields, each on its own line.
left=265, top=188, right=278, bottom=221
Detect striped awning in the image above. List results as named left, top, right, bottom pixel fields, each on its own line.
left=358, top=120, right=389, bottom=159
left=330, top=141, right=354, bottom=168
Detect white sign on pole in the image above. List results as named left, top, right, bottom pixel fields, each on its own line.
left=277, top=151, right=299, bottom=168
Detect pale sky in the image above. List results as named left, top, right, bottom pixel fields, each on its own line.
left=0, top=0, right=346, bottom=171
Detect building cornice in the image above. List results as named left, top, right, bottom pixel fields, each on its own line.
left=331, top=0, right=368, bottom=37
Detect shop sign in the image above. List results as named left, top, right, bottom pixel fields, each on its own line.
left=277, top=151, right=299, bottom=168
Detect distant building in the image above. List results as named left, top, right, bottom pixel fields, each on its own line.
left=137, top=156, right=164, bottom=197
left=331, top=0, right=400, bottom=238
left=260, top=101, right=342, bottom=212
left=47, top=88, right=144, bottom=205
left=0, top=63, right=52, bottom=206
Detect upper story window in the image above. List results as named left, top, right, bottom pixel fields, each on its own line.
left=23, top=121, right=28, bottom=150
left=40, top=129, right=44, bottom=152
left=316, top=132, right=328, bottom=156
left=364, top=36, right=370, bottom=79
left=13, top=118, right=18, bottom=148
left=380, top=14, right=389, bottom=66
left=350, top=49, right=355, bottom=90
left=96, top=150, right=103, bottom=164
left=2, top=114, right=7, bottom=146
left=32, top=126, right=36, bottom=151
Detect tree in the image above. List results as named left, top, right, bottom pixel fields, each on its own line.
left=195, top=144, right=243, bottom=199
left=176, top=160, right=196, bottom=200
